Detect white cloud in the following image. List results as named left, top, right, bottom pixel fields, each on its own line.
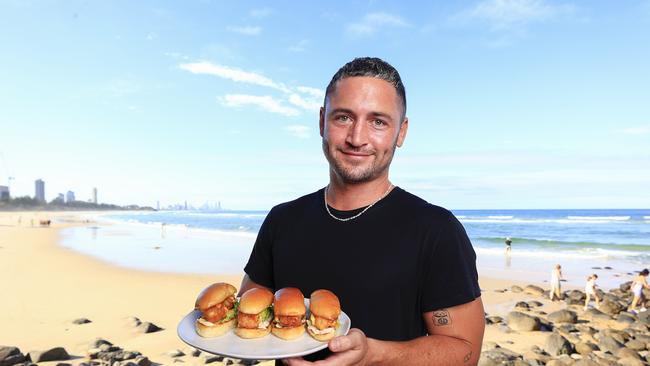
left=284, top=124, right=312, bottom=139
left=227, top=25, right=262, bottom=35
left=250, top=7, right=273, bottom=18
left=180, top=61, right=289, bottom=92
left=288, top=94, right=321, bottom=112
left=296, top=86, right=325, bottom=98
left=219, top=94, right=299, bottom=117
left=454, top=0, right=575, bottom=30
left=621, top=126, right=650, bottom=135
left=288, top=39, right=309, bottom=53
left=346, top=12, right=410, bottom=37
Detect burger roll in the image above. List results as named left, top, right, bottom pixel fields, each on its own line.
left=235, top=287, right=274, bottom=339
left=272, top=287, right=306, bottom=340
left=307, top=289, right=341, bottom=341
left=194, top=282, right=238, bottom=337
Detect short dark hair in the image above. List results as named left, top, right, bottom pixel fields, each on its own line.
left=324, top=57, right=406, bottom=119
left=641, top=269, right=649, bottom=276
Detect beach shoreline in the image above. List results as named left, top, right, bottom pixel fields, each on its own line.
left=1, top=211, right=647, bottom=365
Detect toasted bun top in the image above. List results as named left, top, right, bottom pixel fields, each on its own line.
left=309, top=289, right=341, bottom=320
left=239, top=287, right=273, bottom=314
left=195, top=282, right=237, bottom=311
left=273, top=288, right=305, bottom=316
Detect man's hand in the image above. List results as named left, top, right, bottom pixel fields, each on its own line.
left=282, top=328, right=372, bottom=366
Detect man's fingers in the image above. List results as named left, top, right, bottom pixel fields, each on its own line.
left=282, top=356, right=309, bottom=365
left=329, top=328, right=366, bottom=352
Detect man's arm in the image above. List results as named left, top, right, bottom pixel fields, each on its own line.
left=238, top=274, right=272, bottom=296
left=284, top=297, right=485, bottom=366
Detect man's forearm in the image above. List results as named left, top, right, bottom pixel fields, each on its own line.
left=367, top=334, right=478, bottom=366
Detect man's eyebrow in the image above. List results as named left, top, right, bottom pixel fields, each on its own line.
left=329, top=108, right=394, bottom=121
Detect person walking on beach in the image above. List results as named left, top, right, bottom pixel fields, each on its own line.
left=584, top=274, right=601, bottom=310
left=550, top=264, right=563, bottom=301
left=240, top=57, right=484, bottom=365
left=629, top=269, right=650, bottom=314
left=505, top=236, right=512, bottom=254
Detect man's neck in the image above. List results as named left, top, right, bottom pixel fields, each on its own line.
left=326, top=176, right=393, bottom=211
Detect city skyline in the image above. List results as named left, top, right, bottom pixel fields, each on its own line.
left=1, top=1, right=649, bottom=210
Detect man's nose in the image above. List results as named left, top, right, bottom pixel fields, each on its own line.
left=346, top=120, right=368, bottom=147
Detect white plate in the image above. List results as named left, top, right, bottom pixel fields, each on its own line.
left=177, top=299, right=351, bottom=360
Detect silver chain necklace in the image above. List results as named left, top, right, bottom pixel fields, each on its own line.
left=324, top=184, right=394, bottom=222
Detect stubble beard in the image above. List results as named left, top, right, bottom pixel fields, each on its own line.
left=322, top=139, right=397, bottom=184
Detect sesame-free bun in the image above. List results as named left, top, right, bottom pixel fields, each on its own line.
left=195, top=317, right=235, bottom=337
left=195, top=282, right=237, bottom=311
left=272, top=324, right=305, bottom=340
left=274, top=288, right=306, bottom=316
left=239, top=287, right=273, bottom=314
left=309, top=289, right=341, bottom=320
left=307, top=326, right=337, bottom=342
left=234, top=323, right=271, bottom=338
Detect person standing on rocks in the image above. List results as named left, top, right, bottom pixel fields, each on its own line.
left=550, top=264, right=563, bottom=301
left=584, top=274, right=600, bottom=310
left=629, top=268, right=650, bottom=314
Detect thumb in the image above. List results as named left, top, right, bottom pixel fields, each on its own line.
left=329, top=328, right=365, bottom=353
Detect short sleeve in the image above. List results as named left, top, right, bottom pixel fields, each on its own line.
left=243, top=208, right=276, bottom=289
left=420, top=212, right=481, bottom=311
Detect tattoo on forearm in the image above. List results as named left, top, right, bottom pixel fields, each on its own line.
left=432, top=309, right=451, bottom=326
left=464, top=351, right=472, bottom=363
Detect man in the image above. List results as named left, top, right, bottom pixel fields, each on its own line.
left=241, top=57, right=484, bottom=365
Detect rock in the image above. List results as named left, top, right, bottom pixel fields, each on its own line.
left=599, top=299, right=625, bottom=315
left=548, top=309, right=578, bottom=324
left=201, top=355, right=223, bottom=364
left=617, top=357, right=645, bottom=366
left=598, top=335, right=624, bottom=354
left=544, top=333, right=574, bottom=356
left=515, top=301, right=531, bottom=311
left=625, top=339, right=646, bottom=351
left=481, top=342, right=500, bottom=351
left=478, top=348, right=521, bottom=366
left=486, top=316, right=503, bottom=324
left=616, top=348, right=641, bottom=360
left=135, top=322, right=163, bottom=334
left=72, top=318, right=92, bottom=324
left=126, top=317, right=142, bottom=327
left=524, top=285, right=545, bottom=297
left=0, top=346, right=25, bottom=366
left=511, top=285, right=523, bottom=293
left=528, top=300, right=544, bottom=308
left=27, top=347, right=70, bottom=363
left=507, top=311, right=541, bottom=331
left=134, top=356, right=151, bottom=366
left=575, top=341, right=599, bottom=355
left=617, top=313, right=637, bottom=325
left=582, top=308, right=612, bottom=321
left=601, top=329, right=631, bottom=344
left=168, top=350, right=185, bottom=358
left=573, top=360, right=600, bottom=366
left=89, top=338, right=113, bottom=349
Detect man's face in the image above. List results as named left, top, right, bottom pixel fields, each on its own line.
left=320, top=76, right=408, bottom=184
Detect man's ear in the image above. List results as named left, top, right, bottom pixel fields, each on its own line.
left=319, top=106, right=325, bottom=137
left=396, top=117, right=408, bottom=147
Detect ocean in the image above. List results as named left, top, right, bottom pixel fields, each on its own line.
left=60, top=208, right=650, bottom=290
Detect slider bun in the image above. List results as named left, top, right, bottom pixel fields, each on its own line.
left=307, top=326, right=337, bottom=341
left=272, top=324, right=305, bottom=340
left=234, top=324, right=271, bottom=339
left=273, top=287, right=305, bottom=316
left=195, top=283, right=237, bottom=311
left=195, top=317, right=235, bottom=337
left=239, top=287, right=273, bottom=314
left=309, top=289, right=341, bottom=320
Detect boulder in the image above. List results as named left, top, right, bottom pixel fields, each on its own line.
left=511, top=285, right=523, bottom=293
left=575, top=341, right=599, bottom=355
left=625, top=339, right=646, bottom=351
left=548, top=309, right=578, bottom=324
left=135, top=322, right=163, bottom=334
left=515, top=301, right=531, bottom=311
left=72, top=318, right=92, bottom=324
left=544, top=333, right=574, bottom=356
left=599, top=299, right=625, bottom=315
left=617, top=357, right=645, bottom=366
left=598, top=336, right=624, bottom=354
left=27, top=347, right=70, bottom=363
left=524, top=285, right=545, bottom=297
left=0, top=346, right=25, bottom=366
left=616, top=348, right=641, bottom=360
left=507, top=311, right=541, bottom=331
left=478, top=348, right=521, bottom=366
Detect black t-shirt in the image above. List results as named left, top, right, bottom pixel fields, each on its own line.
left=244, top=187, right=480, bottom=362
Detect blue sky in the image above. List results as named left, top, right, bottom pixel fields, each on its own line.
left=1, top=0, right=649, bottom=209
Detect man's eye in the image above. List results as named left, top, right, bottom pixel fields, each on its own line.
left=373, top=119, right=386, bottom=127
left=337, top=115, right=350, bottom=122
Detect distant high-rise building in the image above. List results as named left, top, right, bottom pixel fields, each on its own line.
left=66, top=191, right=75, bottom=203
left=35, top=179, right=45, bottom=202
left=0, top=185, right=9, bottom=201
left=56, top=193, right=65, bottom=203
left=156, top=200, right=160, bottom=210
left=92, top=187, right=97, bottom=204
left=184, top=200, right=188, bottom=210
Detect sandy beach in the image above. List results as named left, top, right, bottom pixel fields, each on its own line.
left=1, top=211, right=649, bottom=365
